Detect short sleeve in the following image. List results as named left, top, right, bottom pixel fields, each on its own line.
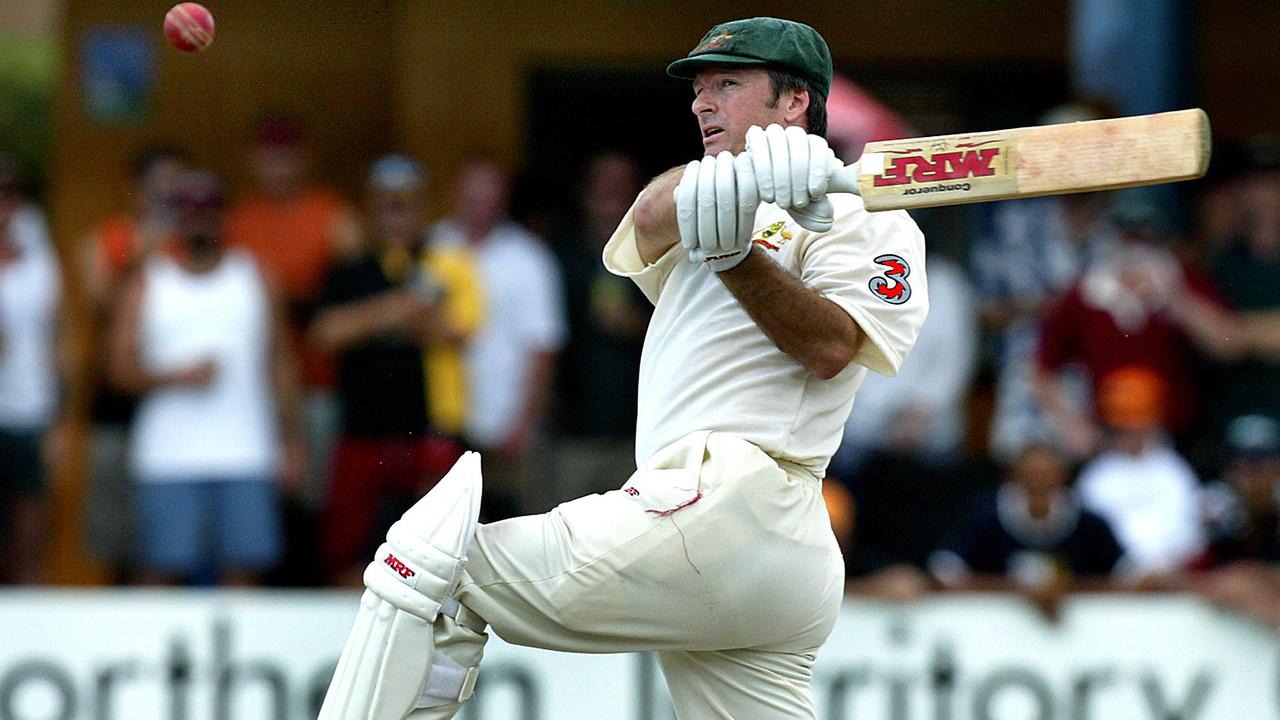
left=603, top=202, right=683, bottom=306
left=800, top=203, right=929, bottom=376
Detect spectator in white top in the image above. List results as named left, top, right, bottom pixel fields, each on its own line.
left=432, top=159, right=566, bottom=517
left=0, top=161, right=62, bottom=584
left=1076, top=366, right=1205, bottom=576
left=108, top=171, right=302, bottom=585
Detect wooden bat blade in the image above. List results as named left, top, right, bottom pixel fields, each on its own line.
left=827, top=109, right=1211, bottom=211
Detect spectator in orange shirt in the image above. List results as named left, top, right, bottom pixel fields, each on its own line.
left=225, top=116, right=360, bottom=508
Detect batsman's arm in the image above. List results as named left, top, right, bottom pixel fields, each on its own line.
left=716, top=247, right=861, bottom=380
left=632, top=166, right=687, bottom=265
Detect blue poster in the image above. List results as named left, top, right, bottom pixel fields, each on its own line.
left=81, top=27, right=154, bottom=126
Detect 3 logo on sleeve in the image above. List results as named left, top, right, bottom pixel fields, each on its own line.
left=869, top=254, right=912, bottom=304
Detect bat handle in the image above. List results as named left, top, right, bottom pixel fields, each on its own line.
left=827, top=159, right=861, bottom=195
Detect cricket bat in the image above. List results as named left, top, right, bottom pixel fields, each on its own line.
left=827, top=109, right=1211, bottom=211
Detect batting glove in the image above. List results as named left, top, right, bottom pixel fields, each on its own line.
left=674, top=151, right=760, bottom=272
left=745, top=124, right=837, bottom=232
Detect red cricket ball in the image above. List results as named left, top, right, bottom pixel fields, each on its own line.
left=164, top=3, right=215, bottom=53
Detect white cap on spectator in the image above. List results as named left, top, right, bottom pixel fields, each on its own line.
left=368, top=154, right=426, bottom=192
left=1225, top=414, right=1280, bottom=459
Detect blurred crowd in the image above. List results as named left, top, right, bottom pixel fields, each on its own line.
left=1, top=111, right=1278, bottom=627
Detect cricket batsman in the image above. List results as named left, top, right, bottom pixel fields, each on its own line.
left=319, top=16, right=927, bottom=719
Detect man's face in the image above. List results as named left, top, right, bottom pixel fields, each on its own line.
left=178, top=200, right=223, bottom=243
left=584, top=154, right=640, bottom=229
left=1229, top=456, right=1280, bottom=511
left=1011, top=448, right=1068, bottom=519
left=251, top=144, right=305, bottom=197
left=370, top=187, right=423, bottom=243
left=691, top=67, right=792, bottom=156
left=455, top=161, right=510, bottom=230
left=140, top=158, right=184, bottom=205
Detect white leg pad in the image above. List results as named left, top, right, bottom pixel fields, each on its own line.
left=319, top=452, right=484, bottom=720
left=318, top=591, right=436, bottom=720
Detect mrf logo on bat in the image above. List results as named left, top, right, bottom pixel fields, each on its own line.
left=872, top=138, right=1009, bottom=195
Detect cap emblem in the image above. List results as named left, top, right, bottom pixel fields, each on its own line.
left=696, top=30, right=735, bottom=52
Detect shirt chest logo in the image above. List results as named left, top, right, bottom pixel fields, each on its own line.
left=751, top=221, right=794, bottom=251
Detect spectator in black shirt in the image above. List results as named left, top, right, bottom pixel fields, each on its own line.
left=1188, top=414, right=1280, bottom=626
left=552, top=152, right=651, bottom=503
left=310, top=155, right=463, bottom=584
left=1201, top=414, right=1280, bottom=565
left=835, top=407, right=991, bottom=600
left=930, top=443, right=1128, bottom=618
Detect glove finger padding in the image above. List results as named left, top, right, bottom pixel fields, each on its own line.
left=696, top=157, right=718, bottom=256
left=713, top=151, right=737, bottom=252
left=674, top=161, right=700, bottom=252
left=765, top=124, right=791, bottom=208
left=746, top=125, right=773, bottom=204
left=734, top=152, right=760, bottom=247
left=686, top=152, right=755, bottom=273
left=808, top=135, right=833, bottom=199
left=785, top=126, right=811, bottom=208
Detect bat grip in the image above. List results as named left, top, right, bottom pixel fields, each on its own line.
left=827, top=159, right=861, bottom=195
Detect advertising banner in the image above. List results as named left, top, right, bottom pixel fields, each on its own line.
left=0, top=591, right=1274, bottom=720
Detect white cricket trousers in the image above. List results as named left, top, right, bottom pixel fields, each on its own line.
left=422, top=430, right=845, bottom=719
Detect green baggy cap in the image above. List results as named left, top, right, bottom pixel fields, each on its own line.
left=667, top=17, right=832, bottom=99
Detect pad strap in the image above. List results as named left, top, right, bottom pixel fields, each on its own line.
left=416, top=653, right=480, bottom=708
left=440, top=596, right=488, bottom=635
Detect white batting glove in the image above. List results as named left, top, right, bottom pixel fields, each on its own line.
left=674, top=151, right=760, bottom=272
left=745, top=124, right=836, bottom=232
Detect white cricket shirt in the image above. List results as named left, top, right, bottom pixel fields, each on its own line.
left=604, top=194, right=928, bottom=475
